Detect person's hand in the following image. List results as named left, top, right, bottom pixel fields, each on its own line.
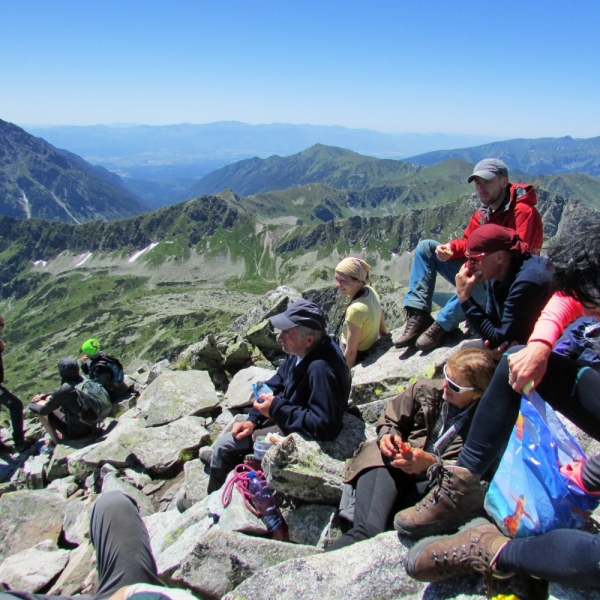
left=379, top=433, right=402, bottom=458
left=31, top=394, right=48, bottom=405
left=506, top=341, right=552, bottom=393
left=391, top=448, right=437, bottom=474
left=253, top=393, right=274, bottom=417
left=484, top=340, right=516, bottom=361
left=0, top=340, right=5, bottom=353
left=435, top=243, right=454, bottom=262
left=231, top=421, right=257, bottom=440
left=455, top=262, right=480, bottom=302
left=80, top=354, right=89, bottom=364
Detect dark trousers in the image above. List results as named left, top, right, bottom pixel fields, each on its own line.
left=0, top=490, right=164, bottom=600
left=0, top=385, right=24, bottom=445
left=457, top=347, right=600, bottom=588
left=328, top=466, right=422, bottom=551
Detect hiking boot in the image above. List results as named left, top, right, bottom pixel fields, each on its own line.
left=416, top=321, right=450, bottom=352
left=394, top=308, right=434, bottom=348
left=394, top=464, right=486, bottom=537
left=405, top=517, right=512, bottom=583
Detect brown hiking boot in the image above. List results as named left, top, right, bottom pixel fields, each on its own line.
left=394, top=464, right=486, bottom=537
left=394, top=308, right=434, bottom=348
left=405, top=517, right=512, bottom=583
left=415, top=320, right=450, bottom=351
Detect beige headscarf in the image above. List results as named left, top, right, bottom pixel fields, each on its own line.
left=335, top=257, right=371, bottom=282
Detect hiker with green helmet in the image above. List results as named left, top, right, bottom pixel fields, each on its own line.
left=80, top=337, right=128, bottom=401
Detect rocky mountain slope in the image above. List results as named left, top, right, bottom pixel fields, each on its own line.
left=407, top=135, right=600, bottom=177
left=0, top=119, right=148, bottom=222
left=1, top=286, right=598, bottom=600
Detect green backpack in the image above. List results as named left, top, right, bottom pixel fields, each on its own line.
left=75, top=379, right=112, bottom=425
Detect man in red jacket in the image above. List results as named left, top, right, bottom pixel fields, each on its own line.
left=394, top=158, right=543, bottom=352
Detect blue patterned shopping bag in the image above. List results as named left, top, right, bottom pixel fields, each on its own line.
left=484, top=391, right=599, bottom=538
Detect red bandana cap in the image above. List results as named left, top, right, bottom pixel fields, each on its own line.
left=466, top=224, right=529, bottom=255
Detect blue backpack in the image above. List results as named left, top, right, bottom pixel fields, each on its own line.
left=553, top=317, right=600, bottom=370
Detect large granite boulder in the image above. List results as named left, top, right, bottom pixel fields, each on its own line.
left=0, top=490, right=67, bottom=560
left=170, top=528, right=317, bottom=599
left=222, top=366, right=277, bottom=410
left=63, top=498, right=94, bottom=544
left=137, top=370, right=220, bottom=427
left=316, top=412, right=375, bottom=460
left=223, top=340, right=253, bottom=371
left=0, top=540, right=70, bottom=592
left=181, top=459, right=210, bottom=506
left=179, top=336, right=223, bottom=371
left=222, top=531, right=418, bottom=600
left=80, top=416, right=210, bottom=474
left=262, top=435, right=346, bottom=504
left=22, top=454, right=50, bottom=489
left=283, top=503, right=337, bottom=547
left=246, top=320, right=282, bottom=355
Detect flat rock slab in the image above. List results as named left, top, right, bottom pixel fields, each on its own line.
left=0, top=489, right=67, bottom=560
left=0, top=540, right=70, bottom=592
left=350, top=336, right=471, bottom=405
left=63, top=498, right=94, bottom=544
left=263, top=435, right=346, bottom=504
left=222, top=366, right=276, bottom=410
left=171, top=528, right=317, bottom=599
left=222, top=531, right=421, bottom=600
left=82, top=417, right=210, bottom=474
left=48, top=540, right=95, bottom=597
left=137, top=370, right=221, bottom=427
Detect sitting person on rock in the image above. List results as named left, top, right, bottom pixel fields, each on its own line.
left=333, top=257, right=389, bottom=368
left=0, top=490, right=196, bottom=600
left=0, top=314, right=26, bottom=452
left=29, top=358, right=97, bottom=451
left=205, top=299, right=351, bottom=496
left=456, top=224, right=553, bottom=357
left=81, top=338, right=128, bottom=401
left=327, top=347, right=495, bottom=550
left=397, top=214, right=600, bottom=590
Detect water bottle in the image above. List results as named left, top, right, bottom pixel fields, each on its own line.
left=248, top=471, right=289, bottom=541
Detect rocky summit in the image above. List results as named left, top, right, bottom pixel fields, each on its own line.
left=1, top=285, right=599, bottom=600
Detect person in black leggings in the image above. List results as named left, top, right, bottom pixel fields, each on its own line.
left=0, top=491, right=194, bottom=600
left=400, top=213, right=600, bottom=588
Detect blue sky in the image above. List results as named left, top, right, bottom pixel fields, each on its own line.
left=1, top=0, right=599, bottom=138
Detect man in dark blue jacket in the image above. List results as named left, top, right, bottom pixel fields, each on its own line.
left=205, top=299, right=351, bottom=494
left=455, top=224, right=553, bottom=355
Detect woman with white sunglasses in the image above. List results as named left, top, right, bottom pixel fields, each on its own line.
left=327, top=347, right=496, bottom=550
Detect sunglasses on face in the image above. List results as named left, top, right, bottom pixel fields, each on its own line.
left=465, top=252, right=488, bottom=265
left=443, top=364, right=475, bottom=394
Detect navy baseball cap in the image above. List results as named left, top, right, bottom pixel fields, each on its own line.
left=269, top=299, right=327, bottom=331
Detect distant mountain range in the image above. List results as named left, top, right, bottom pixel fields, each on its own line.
left=0, top=119, right=147, bottom=223
left=407, top=136, right=600, bottom=177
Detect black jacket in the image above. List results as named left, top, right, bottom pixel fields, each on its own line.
left=461, top=254, right=553, bottom=348
left=247, top=335, right=351, bottom=441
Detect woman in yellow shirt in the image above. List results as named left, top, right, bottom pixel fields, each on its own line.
left=334, top=257, right=389, bottom=368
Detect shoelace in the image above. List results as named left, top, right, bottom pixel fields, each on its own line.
left=221, top=463, right=263, bottom=516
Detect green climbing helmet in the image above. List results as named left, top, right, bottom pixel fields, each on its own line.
left=81, top=338, right=101, bottom=357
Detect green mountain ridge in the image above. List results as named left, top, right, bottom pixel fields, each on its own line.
left=0, top=118, right=148, bottom=223
left=187, top=144, right=421, bottom=197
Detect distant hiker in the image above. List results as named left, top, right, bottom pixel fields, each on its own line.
left=0, top=314, right=26, bottom=452
left=0, top=490, right=197, bottom=600
left=29, top=358, right=101, bottom=451
left=333, top=257, right=389, bottom=368
left=394, top=158, right=543, bottom=352
left=455, top=224, right=553, bottom=356
left=81, top=337, right=128, bottom=401
left=328, top=348, right=495, bottom=550
left=202, top=299, right=351, bottom=498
